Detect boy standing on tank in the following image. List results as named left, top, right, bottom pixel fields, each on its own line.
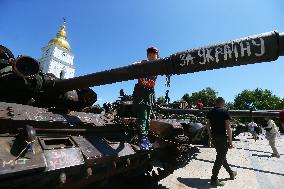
left=132, top=47, right=159, bottom=150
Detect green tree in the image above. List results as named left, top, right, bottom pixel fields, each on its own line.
left=225, top=102, right=235, bottom=109
left=181, top=93, right=190, bottom=103
left=156, top=96, right=166, bottom=105
left=233, top=88, right=284, bottom=110
left=182, top=87, right=218, bottom=107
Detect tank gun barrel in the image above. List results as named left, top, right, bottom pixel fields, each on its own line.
left=228, top=110, right=279, bottom=117
left=54, top=31, right=284, bottom=91
left=157, top=107, right=280, bottom=118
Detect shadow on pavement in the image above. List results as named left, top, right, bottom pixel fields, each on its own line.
left=236, top=147, right=271, bottom=154
left=251, top=154, right=272, bottom=158
left=177, top=177, right=215, bottom=189
left=84, top=174, right=171, bottom=189
left=193, top=157, right=284, bottom=176
left=236, top=147, right=284, bottom=156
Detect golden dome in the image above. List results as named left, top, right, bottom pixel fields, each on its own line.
left=48, top=22, right=71, bottom=51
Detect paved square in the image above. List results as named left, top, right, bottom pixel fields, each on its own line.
left=158, top=134, right=284, bottom=189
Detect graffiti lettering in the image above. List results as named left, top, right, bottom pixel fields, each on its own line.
left=51, top=151, right=65, bottom=159
left=2, top=160, right=13, bottom=167
left=223, top=44, right=233, bottom=60
left=16, top=158, right=29, bottom=165
left=233, top=44, right=239, bottom=61
left=240, top=41, right=252, bottom=57
left=47, top=150, right=82, bottom=170
left=179, top=54, right=186, bottom=66
left=215, top=47, right=223, bottom=63
left=252, top=38, right=265, bottom=56
left=180, top=52, right=195, bottom=66
left=205, top=48, right=214, bottom=62
left=198, top=49, right=206, bottom=64
left=2, top=158, right=29, bottom=167
left=179, top=37, right=266, bottom=66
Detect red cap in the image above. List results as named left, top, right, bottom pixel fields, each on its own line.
left=147, top=47, right=159, bottom=54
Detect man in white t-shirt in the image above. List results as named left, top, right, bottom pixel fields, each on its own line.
left=264, top=117, right=280, bottom=158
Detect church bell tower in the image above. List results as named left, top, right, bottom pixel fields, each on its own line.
left=38, top=20, right=75, bottom=79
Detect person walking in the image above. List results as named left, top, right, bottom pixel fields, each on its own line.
left=264, top=117, right=280, bottom=158
left=206, top=97, right=237, bottom=186
left=248, top=121, right=258, bottom=141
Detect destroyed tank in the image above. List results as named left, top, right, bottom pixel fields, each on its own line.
left=0, top=45, right=194, bottom=189
left=0, top=30, right=284, bottom=188
left=157, top=106, right=282, bottom=143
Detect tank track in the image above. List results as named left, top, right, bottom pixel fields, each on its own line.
left=146, top=132, right=199, bottom=182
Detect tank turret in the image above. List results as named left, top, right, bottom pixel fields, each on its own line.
left=0, top=46, right=96, bottom=111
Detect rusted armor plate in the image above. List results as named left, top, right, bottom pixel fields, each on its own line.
left=72, top=136, right=103, bottom=164
left=44, top=148, right=84, bottom=171
left=150, top=119, right=183, bottom=137
left=0, top=137, right=46, bottom=179
left=86, top=136, right=135, bottom=157
left=0, top=102, right=118, bottom=134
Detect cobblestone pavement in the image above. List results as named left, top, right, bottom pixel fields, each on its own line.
left=158, top=134, right=284, bottom=189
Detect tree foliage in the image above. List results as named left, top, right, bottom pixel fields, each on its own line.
left=233, top=88, right=284, bottom=110
left=180, top=87, right=284, bottom=112
left=225, top=102, right=235, bottom=110
left=181, top=93, right=190, bottom=103
left=181, top=87, right=218, bottom=107
left=156, top=96, right=166, bottom=105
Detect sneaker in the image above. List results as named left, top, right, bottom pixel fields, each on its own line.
left=211, top=179, right=225, bottom=186
left=145, top=137, right=153, bottom=148
left=229, top=171, right=237, bottom=180
left=139, top=137, right=150, bottom=150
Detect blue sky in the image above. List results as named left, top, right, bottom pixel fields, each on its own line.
left=1, top=0, right=284, bottom=105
